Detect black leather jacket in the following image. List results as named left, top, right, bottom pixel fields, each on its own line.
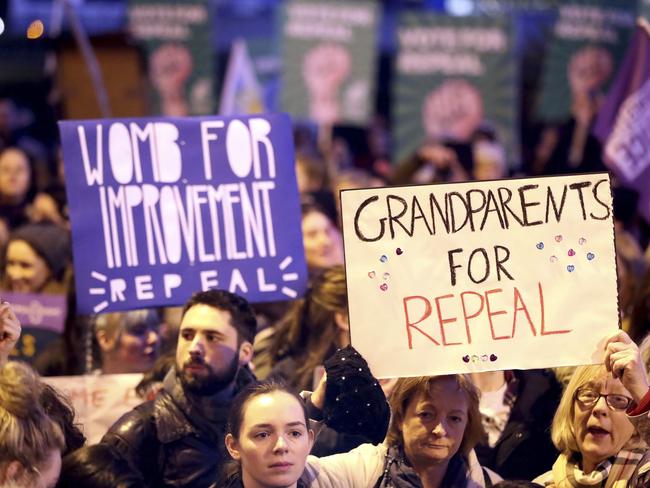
left=102, top=367, right=255, bottom=488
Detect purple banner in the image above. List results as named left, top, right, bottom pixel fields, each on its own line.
left=58, top=113, right=307, bottom=314
left=594, top=20, right=650, bottom=221
left=3, top=292, right=67, bottom=333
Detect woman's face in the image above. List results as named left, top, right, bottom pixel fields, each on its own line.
left=112, top=321, right=161, bottom=373
left=5, top=240, right=51, bottom=293
left=401, top=377, right=469, bottom=471
left=301, top=211, right=343, bottom=270
left=226, top=391, right=314, bottom=488
left=0, top=149, right=30, bottom=202
left=572, top=375, right=636, bottom=472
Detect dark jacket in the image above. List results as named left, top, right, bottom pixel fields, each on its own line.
left=474, top=369, right=561, bottom=480
left=102, top=367, right=255, bottom=488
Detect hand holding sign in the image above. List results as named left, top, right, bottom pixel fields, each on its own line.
left=0, top=301, right=21, bottom=366
left=604, top=330, right=650, bottom=402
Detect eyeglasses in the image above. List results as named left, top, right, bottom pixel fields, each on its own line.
left=574, top=387, right=634, bottom=411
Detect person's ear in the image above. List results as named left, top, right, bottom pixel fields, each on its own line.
left=96, top=329, right=116, bottom=352
left=334, top=312, right=349, bottom=332
left=3, top=460, right=24, bottom=482
left=225, top=433, right=241, bottom=461
left=307, top=429, right=315, bottom=451
left=238, top=341, right=254, bottom=366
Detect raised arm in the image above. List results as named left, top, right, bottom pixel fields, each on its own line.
left=0, top=301, right=21, bottom=366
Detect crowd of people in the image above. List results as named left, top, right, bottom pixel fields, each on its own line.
left=0, top=287, right=649, bottom=488
left=1, top=14, right=650, bottom=482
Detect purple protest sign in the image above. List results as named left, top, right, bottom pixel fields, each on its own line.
left=3, top=292, right=67, bottom=364
left=3, top=292, right=67, bottom=333
left=58, top=113, right=307, bottom=314
left=594, top=19, right=650, bottom=221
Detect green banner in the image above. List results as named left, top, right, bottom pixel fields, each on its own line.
left=280, top=0, right=379, bottom=126
left=393, top=13, right=518, bottom=165
left=537, top=0, right=636, bottom=122
left=127, top=0, right=215, bottom=116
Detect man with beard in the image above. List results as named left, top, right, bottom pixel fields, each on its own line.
left=100, top=290, right=256, bottom=487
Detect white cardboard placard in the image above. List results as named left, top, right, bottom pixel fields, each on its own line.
left=341, top=173, right=618, bottom=378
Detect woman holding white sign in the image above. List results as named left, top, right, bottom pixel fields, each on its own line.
left=301, top=373, right=500, bottom=487
left=222, top=367, right=500, bottom=487
left=534, top=330, right=650, bottom=487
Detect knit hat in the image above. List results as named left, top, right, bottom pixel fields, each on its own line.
left=9, top=223, right=70, bottom=278
left=322, top=345, right=390, bottom=444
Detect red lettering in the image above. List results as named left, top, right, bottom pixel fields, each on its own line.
left=511, top=286, right=537, bottom=338
left=460, top=291, right=484, bottom=344
left=485, top=288, right=510, bottom=340
left=403, top=296, right=439, bottom=349
left=435, top=294, right=461, bottom=346
left=539, top=282, right=571, bottom=335
left=91, top=388, right=108, bottom=408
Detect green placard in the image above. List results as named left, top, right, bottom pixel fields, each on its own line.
left=280, top=0, right=379, bottom=126
left=393, top=12, right=518, bottom=165
left=537, top=0, right=636, bottom=122
left=127, top=0, right=215, bottom=116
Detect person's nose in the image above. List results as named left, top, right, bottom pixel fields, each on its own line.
left=273, top=435, right=289, bottom=453
left=431, top=421, right=447, bottom=437
left=7, top=264, right=25, bottom=280
left=146, top=329, right=160, bottom=347
left=189, top=335, right=205, bottom=357
left=591, top=395, right=609, bottom=416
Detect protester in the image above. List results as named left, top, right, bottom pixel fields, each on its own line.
left=392, top=141, right=471, bottom=185
left=40, top=383, right=86, bottom=456
left=262, top=265, right=348, bottom=391
left=0, top=300, right=21, bottom=366
left=471, top=369, right=561, bottom=480
left=472, top=139, right=508, bottom=181
left=101, top=289, right=256, bottom=488
left=94, top=309, right=162, bottom=374
left=57, top=444, right=148, bottom=488
left=221, top=380, right=315, bottom=487
left=0, top=361, right=65, bottom=488
left=534, top=330, right=650, bottom=487
left=1, top=222, right=70, bottom=294
left=0, top=147, right=36, bottom=230
left=293, top=372, right=500, bottom=487
left=300, top=203, right=344, bottom=276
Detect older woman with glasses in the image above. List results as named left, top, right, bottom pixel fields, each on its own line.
left=534, top=330, right=650, bottom=487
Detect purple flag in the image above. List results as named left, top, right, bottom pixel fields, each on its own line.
left=594, top=19, right=650, bottom=221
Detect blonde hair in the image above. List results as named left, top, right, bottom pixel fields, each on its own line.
left=0, top=362, right=64, bottom=479
left=551, top=364, right=644, bottom=456
left=386, top=375, right=484, bottom=457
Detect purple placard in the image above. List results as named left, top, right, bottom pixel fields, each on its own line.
left=58, top=113, right=307, bottom=314
left=2, top=292, right=67, bottom=333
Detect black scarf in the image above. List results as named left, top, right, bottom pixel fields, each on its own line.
left=377, top=446, right=471, bottom=488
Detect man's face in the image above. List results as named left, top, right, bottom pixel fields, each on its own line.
left=176, top=304, right=243, bottom=395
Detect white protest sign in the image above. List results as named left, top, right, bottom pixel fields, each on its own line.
left=44, top=374, right=143, bottom=444
left=341, top=173, right=618, bottom=378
